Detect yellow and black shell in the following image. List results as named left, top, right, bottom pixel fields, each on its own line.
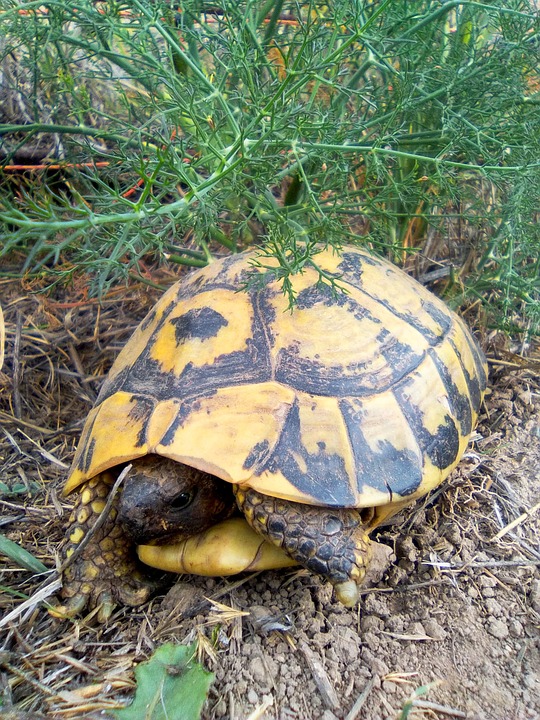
left=65, top=247, right=487, bottom=512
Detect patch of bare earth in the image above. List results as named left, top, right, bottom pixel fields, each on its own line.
left=0, top=278, right=539, bottom=720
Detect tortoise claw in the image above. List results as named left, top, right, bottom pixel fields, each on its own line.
left=333, top=580, right=359, bottom=607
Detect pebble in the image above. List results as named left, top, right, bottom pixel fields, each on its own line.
left=486, top=618, right=509, bottom=639
left=479, top=575, right=497, bottom=588
left=423, top=618, right=447, bottom=640
left=247, top=689, right=259, bottom=704
left=249, top=656, right=267, bottom=683
left=408, top=621, right=427, bottom=637
left=363, top=594, right=390, bottom=618
left=361, top=615, right=383, bottom=633
left=484, top=597, right=503, bottom=616
left=508, top=619, right=524, bottom=638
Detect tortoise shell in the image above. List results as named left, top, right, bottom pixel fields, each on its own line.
left=65, top=247, right=487, bottom=510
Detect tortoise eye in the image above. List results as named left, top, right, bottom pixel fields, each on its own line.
left=170, top=491, right=193, bottom=510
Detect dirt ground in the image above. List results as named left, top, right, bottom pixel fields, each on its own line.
left=0, top=274, right=539, bottom=720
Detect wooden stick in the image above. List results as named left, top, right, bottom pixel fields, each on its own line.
left=298, top=640, right=339, bottom=710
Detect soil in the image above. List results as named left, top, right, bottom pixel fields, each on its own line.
left=0, top=276, right=539, bottom=720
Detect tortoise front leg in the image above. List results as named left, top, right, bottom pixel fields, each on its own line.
left=234, top=487, right=372, bottom=607
left=58, top=472, right=155, bottom=622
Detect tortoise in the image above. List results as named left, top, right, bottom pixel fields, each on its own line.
left=59, top=246, right=487, bottom=620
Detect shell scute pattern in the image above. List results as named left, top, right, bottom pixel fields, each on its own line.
left=428, top=346, right=473, bottom=437
left=66, top=248, right=487, bottom=509
left=262, top=399, right=356, bottom=507
left=339, top=397, right=423, bottom=501
left=338, top=252, right=453, bottom=346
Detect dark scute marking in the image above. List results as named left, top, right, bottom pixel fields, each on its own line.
left=376, top=327, right=424, bottom=381
left=337, top=249, right=378, bottom=283
left=140, top=307, right=158, bottom=332
left=339, top=399, right=423, bottom=497
left=171, top=307, right=228, bottom=345
left=124, top=338, right=269, bottom=405
left=243, top=440, right=271, bottom=471
left=95, top=364, right=131, bottom=405
left=429, top=348, right=472, bottom=436
left=393, top=383, right=460, bottom=470
left=251, top=282, right=277, bottom=331
left=127, top=395, right=157, bottom=447
left=78, top=436, right=96, bottom=474
left=296, top=282, right=347, bottom=310
left=427, top=417, right=460, bottom=469
left=448, top=338, right=484, bottom=413
left=420, top=298, right=453, bottom=336
left=98, top=287, right=271, bottom=408
left=338, top=251, right=453, bottom=347
left=180, top=335, right=270, bottom=395
left=220, top=252, right=246, bottom=273
left=159, top=396, right=205, bottom=446
left=362, top=293, right=451, bottom=348
left=263, top=401, right=356, bottom=507
left=274, top=347, right=380, bottom=398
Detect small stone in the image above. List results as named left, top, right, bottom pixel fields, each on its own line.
left=508, top=619, right=524, bottom=638
left=479, top=575, right=497, bottom=588
left=363, top=542, right=395, bottom=586
left=362, top=631, right=380, bottom=650
left=363, top=594, right=390, bottom=618
left=361, top=615, right=383, bottom=633
left=249, top=656, right=267, bottom=683
left=486, top=618, right=509, bottom=639
left=386, top=564, right=409, bottom=587
left=484, top=598, right=503, bottom=617
left=247, top=689, right=259, bottom=704
left=396, top=535, right=417, bottom=561
left=423, top=618, right=447, bottom=640
left=408, top=621, right=427, bottom=637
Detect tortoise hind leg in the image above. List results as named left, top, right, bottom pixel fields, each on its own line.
left=234, top=487, right=371, bottom=607
left=57, top=472, right=156, bottom=622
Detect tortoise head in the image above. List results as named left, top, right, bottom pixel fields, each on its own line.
left=116, top=455, right=236, bottom=545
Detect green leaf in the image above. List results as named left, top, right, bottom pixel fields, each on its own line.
left=0, top=534, right=48, bottom=574
left=113, top=643, right=214, bottom=720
